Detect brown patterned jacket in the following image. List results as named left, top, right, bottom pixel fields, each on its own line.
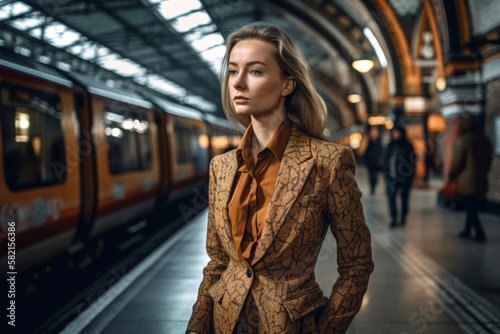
left=186, top=123, right=374, bottom=334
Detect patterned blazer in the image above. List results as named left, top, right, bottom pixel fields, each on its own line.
left=187, top=123, right=374, bottom=334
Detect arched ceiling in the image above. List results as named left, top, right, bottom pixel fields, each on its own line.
left=1, top=0, right=465, bottom=134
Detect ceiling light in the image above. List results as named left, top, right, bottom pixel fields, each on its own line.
left=347, top=94, right=362, bottom=103
left=352, top=59, right=374, bottom=73
left=436, top=77, right=447, bottom=91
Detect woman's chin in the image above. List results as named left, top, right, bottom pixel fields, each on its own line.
left=234, top=106, right=255, bottom=116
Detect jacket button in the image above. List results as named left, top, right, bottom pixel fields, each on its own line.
left=246, top=269, right=252, bottom=278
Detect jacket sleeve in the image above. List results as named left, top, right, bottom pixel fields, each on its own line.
left=317, top=146, right=375, bottom=334
left=186, top=157, right=230, bottom=334
left=449, top=138, right=466, bottom=181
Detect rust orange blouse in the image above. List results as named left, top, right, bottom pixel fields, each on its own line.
left=228, top=117, right=292, bottom=260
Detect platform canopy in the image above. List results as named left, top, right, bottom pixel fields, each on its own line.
left=1, top=0, right=461, bottom=137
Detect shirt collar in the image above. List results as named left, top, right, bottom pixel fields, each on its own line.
left=236, top=117, right=292, bottom=163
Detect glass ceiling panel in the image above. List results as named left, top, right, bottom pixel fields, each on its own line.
left=0, top=1, right=216, bottom=111
left=0, top=2, right=30, bottom=20
left=44, top=23, right=82, bottom=47
left=172, top=11, right=212, bottom=33
left=158, top=0, right=202, bottom=20
left=148, top=0, right=226, bottom=76
left=201, top=45, right=226, bottom=73
left=145, top=74, right=187, bottom=98
left=9, top=15, right=44, bottom=30
left=98, top=54, right=146, bottom=77
left=190, top=33, right=224, bottom=52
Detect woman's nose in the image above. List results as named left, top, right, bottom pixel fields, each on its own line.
left=233, top=74, right=246, bottom=90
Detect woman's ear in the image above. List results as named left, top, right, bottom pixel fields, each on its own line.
left=282, top=77, right=296, bottom=96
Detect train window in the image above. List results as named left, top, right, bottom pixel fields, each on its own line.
left=0, top=82, right=66, bottom=191
left=173, top=119, right=208, bottom=171
left=104, top=105, right=152, bottom=174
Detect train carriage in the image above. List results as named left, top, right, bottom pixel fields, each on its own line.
left=0, top=46, right=242, bottom=284
left=0, top=49, right=81, bottom=274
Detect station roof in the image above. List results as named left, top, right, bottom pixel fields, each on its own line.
left=0, top=1, right=342, bottom=118
left=1, top=0, right=431, bottom=136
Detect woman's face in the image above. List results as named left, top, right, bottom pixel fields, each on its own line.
left=227, top=39, right=292, bottom=118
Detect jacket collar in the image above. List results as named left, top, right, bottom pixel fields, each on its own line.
left=214, top=122, right=315, bottom=266
left=236, top=117, right=292, bottom=164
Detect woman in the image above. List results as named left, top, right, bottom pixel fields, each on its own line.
left=186, top=22, right=374, bottom=334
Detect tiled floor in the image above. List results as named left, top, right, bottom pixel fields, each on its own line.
left=70, top=167, right=500, bottom=334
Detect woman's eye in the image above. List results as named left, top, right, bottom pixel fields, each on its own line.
left=250, top=69, right=261, bottom=75
left=228, top=70, right=238, bottom=75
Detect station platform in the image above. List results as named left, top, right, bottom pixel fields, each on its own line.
left=59, top=168, right=500, bottom=334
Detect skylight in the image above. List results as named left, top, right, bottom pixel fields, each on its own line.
left=0, top=2, right=30, bottom=20
left=9, top=16, right=44, bottom=30
left=149, top=0, right=226, bottom=74
left=98, top=54, right=147, bottom=77
left=145, top=74, right=187, bottom=99
left=44, top=23, right=82, bottom=47
left=363, top=27, right=388, bottom=68
left=0, top=1, right=216, bottom=112
left=158, top=0, right=202, bottom=20
left=172, top=12, right=212, bottom=32
left=191, top=33, right=224, bottom=52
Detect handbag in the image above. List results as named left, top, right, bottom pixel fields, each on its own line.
left=440, top=180, right=463, bottom=200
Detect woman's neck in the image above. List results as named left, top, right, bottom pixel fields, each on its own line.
left=250, top=112, right=285, bottom=153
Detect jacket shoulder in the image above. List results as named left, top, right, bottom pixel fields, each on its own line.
left=211, top=149, right=236, bottom=169
left=310, top=137, right=353, bottom=161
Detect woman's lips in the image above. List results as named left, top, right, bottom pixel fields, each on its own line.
left=234, top=96, right=249, bottom=104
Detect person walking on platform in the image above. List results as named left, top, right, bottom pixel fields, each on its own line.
left=449, top=113, right=492, bottom=242
left=364, top=126, right=384, bottom=195
left=186, top=22, right=374, bottom=334
left=383, top=126, right=415, bottom=228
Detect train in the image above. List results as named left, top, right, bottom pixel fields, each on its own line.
left=0, top=47, right=242, bottom=282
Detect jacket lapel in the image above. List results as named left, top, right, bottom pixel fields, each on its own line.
left=215, top=123, right=314, bottom=265
left=215, top=150, right=239, bottom=260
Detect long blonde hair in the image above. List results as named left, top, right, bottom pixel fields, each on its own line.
left=221, top=22, right=328, bottom=141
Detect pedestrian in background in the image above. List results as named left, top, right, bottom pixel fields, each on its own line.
left=383, top=125, right=415, bottom=228
left=364, top=126, right=384, bottom=195
left=449, top=113, right=492, bottom=242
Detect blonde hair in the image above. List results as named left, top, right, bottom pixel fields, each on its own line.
left=220, top=22, right=328, bottom=141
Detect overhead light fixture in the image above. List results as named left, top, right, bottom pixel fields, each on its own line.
left=352, top=59, right=374, bottom=73
left=347, top=94, right=362, bottom=103
left=436, top=77, right=447, bottom=91
left=349, top=132, right=362, bottom=149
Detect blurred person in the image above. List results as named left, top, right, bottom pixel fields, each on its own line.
left=186, top=22, right=374, bottom=334
left=383, top=125, right=415, bottom=228
left=424, top=141, right=435, bottom=182
left=364, top=126, right=384, bottom=195
left=449, top=113, right=492, bottom=242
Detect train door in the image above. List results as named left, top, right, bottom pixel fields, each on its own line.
left=166, top=114, right=209, bottom=203
left=89, top=96, right=160, bottom=237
